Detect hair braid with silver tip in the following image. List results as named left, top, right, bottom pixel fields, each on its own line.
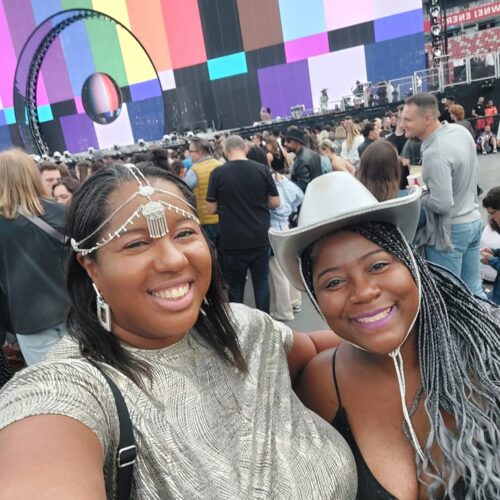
left=301, top=222, right=500, bottom=499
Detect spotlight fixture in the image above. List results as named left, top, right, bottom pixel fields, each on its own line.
left=431, top=24, right=441, bottom=36
left=430, top=6, right=440, bottom=17
left=432, top=47, right=442, bottom=58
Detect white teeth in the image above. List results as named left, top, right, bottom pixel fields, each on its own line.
left=152, top=284, right=190, bottom=300
left=355, top=307, right=391, bottom=324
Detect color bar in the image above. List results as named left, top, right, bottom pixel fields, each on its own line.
left=207, top=52, right=248, bottom=81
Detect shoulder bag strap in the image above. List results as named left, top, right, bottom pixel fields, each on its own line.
left=99, top=371, right=137, bottom=500
left=18, top=208, right=67, bottom=245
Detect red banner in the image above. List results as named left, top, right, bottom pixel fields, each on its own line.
left=424, top=1, right=500, bottom=31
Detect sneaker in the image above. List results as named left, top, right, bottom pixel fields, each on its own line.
left=494, top=149, right=498, bottom=154
left=292, top=304, right=302, bottom=313
left=483, top=150, right=488, bottom=155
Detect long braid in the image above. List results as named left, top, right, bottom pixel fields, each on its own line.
left=301, top=222, right=500, bottom=499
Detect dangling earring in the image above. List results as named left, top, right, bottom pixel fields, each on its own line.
left=92, top=283, right=112, bottom=332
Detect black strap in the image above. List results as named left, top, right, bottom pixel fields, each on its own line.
left=19, top=208, right=67, bottom=245
left=331, top=349, right=342, bottom=407
left=100, top=371, right=136, bottom=500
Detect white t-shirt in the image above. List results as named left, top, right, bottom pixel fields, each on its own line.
left=481, top=224, right=500, bottom=282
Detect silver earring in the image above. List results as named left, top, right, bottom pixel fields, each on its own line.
left=92, top=283, right=112, bottom=332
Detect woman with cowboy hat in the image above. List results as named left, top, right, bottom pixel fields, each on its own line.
left=270, top=172, right=500, bottom=499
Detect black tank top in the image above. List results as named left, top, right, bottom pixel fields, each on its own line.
left=330, top=350, right=466, bottom=499
left=330, top=350, right=397, bottom=499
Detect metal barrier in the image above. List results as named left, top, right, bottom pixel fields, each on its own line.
left=414, top=67, right=442, bottom=93
left=331, top=49, right=500, bottom=109
left=468, top=52, right=497, bottom=82
left=390, top=76, right=415, bottom=101
left=426, top=50, right=498, bottom=91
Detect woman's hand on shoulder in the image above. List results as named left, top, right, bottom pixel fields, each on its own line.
left=294, top=348, right=340, bottom=422
left=0, top=414, right=106, bottom=499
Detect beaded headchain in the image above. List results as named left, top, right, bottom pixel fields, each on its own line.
left=71, top=164, right=200, bottom=256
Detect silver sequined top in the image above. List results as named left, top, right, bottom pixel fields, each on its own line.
left=0, top=304, right=356, bottom=499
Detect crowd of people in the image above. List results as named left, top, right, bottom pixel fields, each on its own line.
left=1, top=91, right=500, bottom=498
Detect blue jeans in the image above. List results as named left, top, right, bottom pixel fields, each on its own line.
left=203, top=223, right=219, bottom=249
left=220, top=247, right=271, bottom=313
left=425, top=220, right=485, bottom=297
left=16, top=322, right=66, bottom=366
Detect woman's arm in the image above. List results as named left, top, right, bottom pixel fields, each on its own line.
left=294, top=349, right=339, bottom=421
left=287, top=330, right=342, bottom=383
left=0, top=415, right=106, bottom=499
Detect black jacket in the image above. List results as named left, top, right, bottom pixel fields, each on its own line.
left=357, top=138, right=374, bottom=159
left=290, top=146, right=323, bottom=192
left=0, top=199, right=69, bottom=335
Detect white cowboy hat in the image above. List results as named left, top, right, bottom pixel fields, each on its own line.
left=269, top=172, right=422, bottom=290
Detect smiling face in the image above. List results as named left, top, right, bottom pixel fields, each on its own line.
left=79, top=178, right=211, bottom=349
left=311, top=231, right=419, bottom=354
left=401, top=103, right=434, bottom=140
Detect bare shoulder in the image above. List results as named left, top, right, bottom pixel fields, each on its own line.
left=0, top=414, right=106, bottom=499
left=294, top=347, right=339, bottom=422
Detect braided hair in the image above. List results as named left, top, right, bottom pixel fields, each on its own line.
left=301, top=222, right=500, bottom=499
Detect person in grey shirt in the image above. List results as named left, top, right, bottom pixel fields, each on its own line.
left=402, top=93, right=484, bottom=297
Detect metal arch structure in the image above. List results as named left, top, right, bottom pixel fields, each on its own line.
left=13, top=8, right=166, bottom=155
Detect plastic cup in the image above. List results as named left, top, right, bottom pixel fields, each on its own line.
left=407, top=173, right=422, bottom=187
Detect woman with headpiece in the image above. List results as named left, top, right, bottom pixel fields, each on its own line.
left=0, top=163, right=356, bottom=498
left=270, top=172, right=500, bottom=499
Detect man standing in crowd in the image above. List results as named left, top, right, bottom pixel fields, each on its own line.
left=206, top=135, right=280, bottom=313
left=284, top=128, right=323, bottom=192
left=439, top=95, right=455, bottom=123
left=402, top=93, right=484, bottom=297
left=38, top=162, right=62, bottom=197
left=386, top=114, right=408, bottom=155
left=472, top=95, right=486, bottom=133
left=357, top=121, right=381, bottom=158
left=380, top=116, right=393, bottom=138
left=184, top=137, right=221, bottom=248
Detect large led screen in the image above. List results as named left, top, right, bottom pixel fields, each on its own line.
left=0, top=0, right=425, bottom=153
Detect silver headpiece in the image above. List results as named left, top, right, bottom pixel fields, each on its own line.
left=71, top=164, right=200, bottom=255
